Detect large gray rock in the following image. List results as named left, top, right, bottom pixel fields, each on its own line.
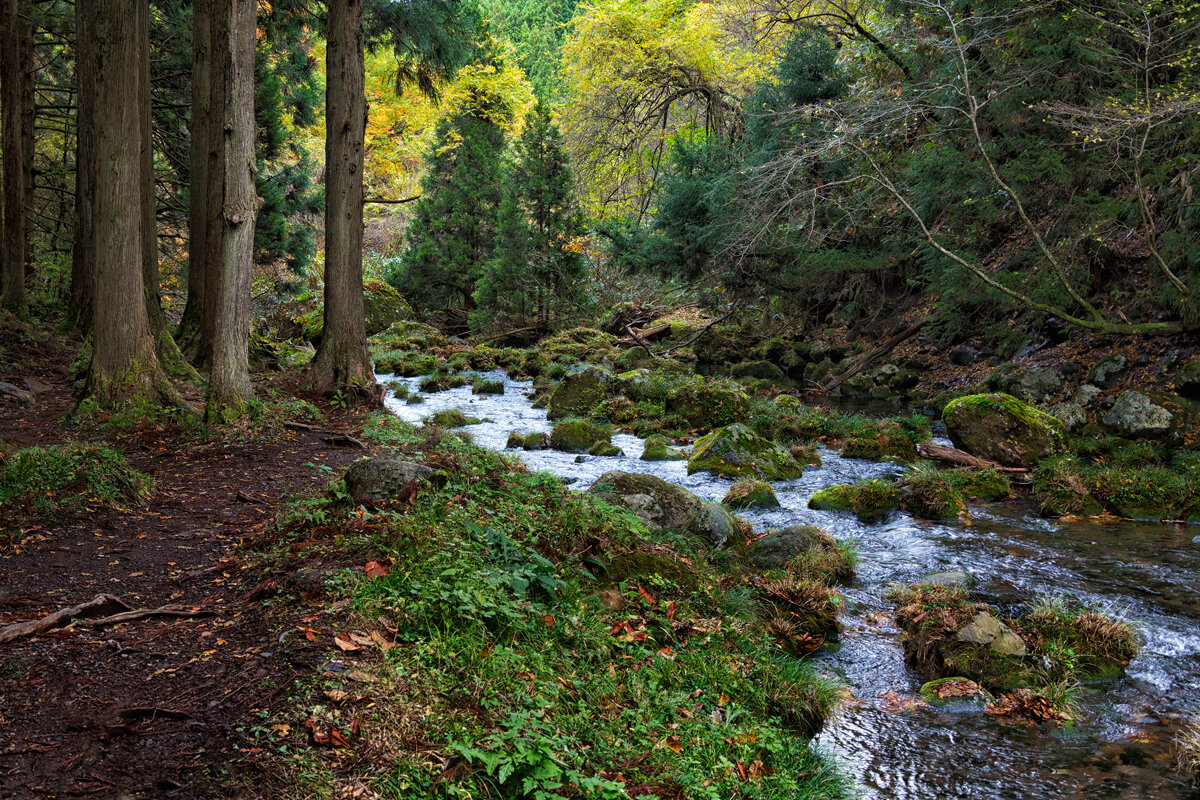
left=1009, top=368, right=1063, bottom=404
left=747, top=525, right=836, bottom=570
left=589, top=471, right=705, bottom=531
left=687, top=423, right=804, bottom=480
left=942, top=393, right=1067, bottom=468
left=685, top=502, right=742, bottom=552
left=956, top=611, right=1027, bottom=657
left=1087, top=354, right=1128, bottom=390
left=1074, top=384, right=1102, bottom=407
left=1102, top=391, right=1173, bottom=438
left=344, top=458, right=433, bottom=503
left=1048, top=402, right=1087, bottom=433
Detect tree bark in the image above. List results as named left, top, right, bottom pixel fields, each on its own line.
left=84, top=0, right=185, bottom=410
left=1, top=0, right=28, bottom=315
left=177, top=0, right=211, bottom=358
left=306, top=0, right=378, bottom=403
left=68, top=0, right=95, bottom=331
left=204, top=0, right=257, bottom=423
left=18, top=3, right=32, bottom=279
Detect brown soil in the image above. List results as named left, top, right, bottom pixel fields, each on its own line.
left=0, top=325, right=371, bottom=799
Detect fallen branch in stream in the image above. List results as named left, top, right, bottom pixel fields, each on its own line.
left=820, top=320, right=925, bottom=392
left=916, top=443, right=1030, bottom=476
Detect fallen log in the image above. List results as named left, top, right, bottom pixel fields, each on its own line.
left=0, top=594, right=131, bottom=644
left=821, top=320, right=925, bottom=392
left=916, top=443, right=1029, bottom=474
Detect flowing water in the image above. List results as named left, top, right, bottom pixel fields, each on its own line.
left=380, top=370, right=1200, bottom=799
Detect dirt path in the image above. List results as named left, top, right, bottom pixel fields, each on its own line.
left=0, top=332, right=367, bottom=799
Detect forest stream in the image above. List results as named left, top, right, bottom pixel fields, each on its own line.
left=380, top=369, right=1199, bottom=800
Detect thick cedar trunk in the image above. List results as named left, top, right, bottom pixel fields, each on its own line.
left=204, top=0, right=257, bottom=422
left=1, top=0, right=27, bottom=315
left=306, top=0, right=378, bottom=402
left=18, top=6, right=32, bottom=279
left=198, top=0, right=225, bottom=370
left=177, top=0, right=210, bottom=357
left=84, top=0, right=181, bottom=409
left=69, top=0, right=95, bottom=331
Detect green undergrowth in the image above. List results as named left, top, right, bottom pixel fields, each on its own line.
left=1032, top=446, right=1200, bottom=521
left=0, top=441, right=154, bottom=537
left=257, top=413, right=850, bottom=799
left=889, top=583, right=1138, bottom=719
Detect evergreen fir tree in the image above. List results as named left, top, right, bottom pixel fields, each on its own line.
left=393, top=107, right=506, bottom=313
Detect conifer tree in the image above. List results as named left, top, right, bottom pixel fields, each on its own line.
left=394, top=109, right=506, bottom=314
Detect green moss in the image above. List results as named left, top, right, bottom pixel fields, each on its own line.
left=943, top=393, right=1067, bottom=468
left=428, top=409, right=482, bottom=428
left=724, top=479, right=780, bottom=509
left=549, top=418, right=612, bottom=452
left=588, top=441, right=624, bottom=457
left=418, top=371, right=469, bottom=393
left=472, top=378, right=505, bottom=395
left=602, top=548, right=700, bottom=592
left=947, top=469, right=1012, bottom=501
left=640, top=434, right=687, bottom=461
left=809, top=480, right=900, bottom=523
left=668, top=385, right=750, bottom=428
left=688, top=423, right=804, bottom=480
left=547, top=366, right=612, bottom=421
left=902, top=465, right=965, bottom=520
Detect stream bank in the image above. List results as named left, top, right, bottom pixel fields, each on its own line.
left=382, top=368, right=1199, bottom=800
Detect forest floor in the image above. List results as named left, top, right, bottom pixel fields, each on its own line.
left=0, top=327, right=370, bottom=800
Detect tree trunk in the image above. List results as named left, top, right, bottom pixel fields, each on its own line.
left=176, top=0, right=210, bottom=357
left=84, top=0, right=185, bottom=410
left=306, top=0, right=378, bottom=403
left=69, top=0, right=95, bottom=331
left=204, top=0, right=257, bottom=423
left=18, top=4, right=32, bottom=280
left=1, top=0, right=27, bottom=315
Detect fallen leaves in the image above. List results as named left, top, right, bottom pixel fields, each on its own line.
left=363, top=560, right=391, bottom=580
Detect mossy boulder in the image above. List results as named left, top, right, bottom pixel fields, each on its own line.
left=549, top=419, right=611, bottom=452
left=685, top=502, right=745, bottom=553
left=747, top=525, right=836, bottom=571
left=901, top=468, right=964, bottom=520
left=547, top=366, right=612, bottom=420
left=602, top=546, right=699, bottom=592
left=506, top=431, right=548, bottom=451
left=723, top=479, right=780, bottom=509
left=1087, top=354, right=1128, bottom=390
left=362, top=278, right=414, bottom=335
left=371, top=320, right=448, bottom=353
left=589, top=471, right=705, bottom=531
left=1174, top=359, right=1200, bottom=399
left=588, top=441, right=624, bottom=457
left=426, top=409, right=481, bottom=428
left=809, top=479, right=901, bottom=524
left=731, top=360, right=793, bottom=387
left=344, top=458, right=433, bottom=504
left=687, top=423, right=804, bottom=480
left=943, top=393, right=1067, bottom=468
left=668, top=386, right=750, bottom=428
left=640, top=434, right=686, bottom=462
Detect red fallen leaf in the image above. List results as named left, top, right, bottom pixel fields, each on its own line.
left=329, top=726, right=352, bottom=748
left=665, top=601, right=676, bottom=621
left=736, top=761, right=748, bottom=781
left=304, top=718, right=330, bottom=745
left=333, top=634, right=363, bottom=652
left=912, top=611, right=928, bottom=624
left=364, top=560, right=391, bottom=579
left=349, top=716, right=362, bottom=735
left=656, top=647, right=675, bottom=659
left=636, top=584, right=657, bottom=607
left=541, top=614, right=556, bottom=627
left=297, top=626, right=320, bottom=641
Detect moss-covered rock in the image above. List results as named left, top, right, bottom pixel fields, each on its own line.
left=547, top=366, right=612, bottom=420
left=943, top=393, right=1067, bottom=468
left=588, top=441, right=624, bottom=457
left=667, top=386, right=750, bottom=428
left=1175, top=359, right=1200, bottom=399
left=344, top=457, right=433, bottom=504
left=427, top=409, right=481, bottom=428
left=601, top=546, right=700, bottom=592
left=731, top=360, right=793, bottom=387
left=506, top=431, right=548, bottom=450
left=723, top=479, right=780, bottom=509
left=588, top=471, right=705, bottom=531
left=1031, top=455, right=1105, bottom=517
left=362, top=278, right=413, bottom=335
left=686, top=502, right=745, bottom=553
left=747, top=525, right=836, bottom=571
left=809, top=479, right=901, bottom=524
left=947, top=469, right=1012, bottom=501
left=687, top=423, right=804, bottom=480
left=370, top=320, right=448, bottom=353
left=549, top=418, right=611, bottom=452
left=902, top=467, right=965, bottom=520
left=639, top=434, right=686, bottom=462
left=1101, top=391, right=1173, bottom=438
